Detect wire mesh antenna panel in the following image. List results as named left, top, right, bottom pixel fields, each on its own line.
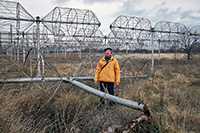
left=189, top=26, right=200, bottom=42
left=0, top=0, right=35, bottom=57
left=106, top=32, right=124, bottom=50
left=73, top=29, right=105, bottom=50
left=42, top=7, right=101, bottom=37
left=153, top=21, right=188, bottom=41
left=153, top=21, right=190, bottom=59
left=0, top=0, right=34, bottom=32
left=110, top=15, right=152, bottom=40
left=109, top=15, right=152, bottom=54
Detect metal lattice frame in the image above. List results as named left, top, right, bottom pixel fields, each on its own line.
left=1, top=1, right=200, bottom=131
left=107, top=32, right=124, bottom=50
left=154, top=21, right=187, bottom=41
left=153, top=21, right=188, bottom=52
left=0, top=0, right=34, bottom=32
left=42, top=7, right=101, bottom=37
left=109, top=15, right=152, bottom=54
left=0, top=0, right=35, bottom=60
left=73, top=29, right=105, bottom=50
left=189, top=26, right=200, bottom=40
left=0, top=1, right=103, bottom=58
left=109, top=15, right=200, bottom=70
left=178, top=26, right=200, bottom=56
left=110, top=15, right=152, bottom=40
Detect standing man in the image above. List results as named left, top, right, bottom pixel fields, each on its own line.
left=94, top=48, right=120, bottom=105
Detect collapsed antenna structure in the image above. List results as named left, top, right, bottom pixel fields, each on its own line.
left=1, top=1, right=200, bottom=131
left=0, top=2, right=152, bottom=131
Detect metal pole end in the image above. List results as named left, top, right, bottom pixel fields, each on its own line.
left=143, top=104, right=152, bottom=124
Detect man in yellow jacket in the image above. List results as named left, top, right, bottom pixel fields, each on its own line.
left=94, top=48, right=120, bottom=105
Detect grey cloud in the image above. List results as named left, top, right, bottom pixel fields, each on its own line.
left=112, top=0, right=146, bottom=17
left=83, top=0, right=115, bottom=4
left=157, top=8, right=169, bottom=15
left=152, top=6, right=200, bottom=27
left=151, top=7, right=183, bottom=24
left=53, top=0, right=118, bottom=4
left=52, top=0, right=200, bottom=27
left=52, top=0, right=70, bottom=4
left=111, top=0, right=170, bottom=20
left=114, top=0, right=200, bottom=27
left=160, top=1, right=166, bottom=6
left=180, top=10, right=200, bottom=26
left=180, top=10, right=193, bottom=19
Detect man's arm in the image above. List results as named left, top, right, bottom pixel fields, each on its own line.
left=94, top=61, right=102, bottom=84
left=114, top=59, right=120, bottom=85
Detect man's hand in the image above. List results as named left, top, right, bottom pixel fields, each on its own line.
left=94, top=81, right=98, bottom=85
left=116, top=82, right=119, bottom=86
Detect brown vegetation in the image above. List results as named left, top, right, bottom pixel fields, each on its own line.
left=0, top=53, right=200, bottom=132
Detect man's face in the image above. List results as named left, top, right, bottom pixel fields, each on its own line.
left=105, top=49, right=112, bottom=57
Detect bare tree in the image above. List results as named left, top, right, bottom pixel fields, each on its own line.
left=179, top=26, right=200, bottom=60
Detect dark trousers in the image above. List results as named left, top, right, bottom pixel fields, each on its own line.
left=100, top=81, right=115, bottom=105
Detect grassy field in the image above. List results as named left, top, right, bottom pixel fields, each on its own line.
left=0, top=52, right=199, bottom=132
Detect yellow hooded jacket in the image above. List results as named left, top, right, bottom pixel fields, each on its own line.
left=94, top=56, right=120, bottom=83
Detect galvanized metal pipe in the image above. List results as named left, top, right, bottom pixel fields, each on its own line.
left=0, top=76, right=149, bottom=113
left=63, top=77, right=145, bottom=112
left=10, top=25, right=13, bottom=59
left=151, top=29, right=154, bottom=72
left=16, top=3, right=20, bottom=63
left=41, top=55, right=45, bottom=75
left=0, top=77, right=61, bottom=83
left=36, top=16, right=41, bottom=77
left=0, top=75, right=148, bottom=83
left=22, top=32, right=25, bottom=66
left=158, top=39, right=161, bottom=61
left=30, top=52, right=32, bottom=77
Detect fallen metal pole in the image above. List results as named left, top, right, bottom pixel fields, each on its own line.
left=0, top=77, right=61, bottom=83
left=0, top=76, right=151, bottom=130
left=63, top=77, right=148, bottom=113
left=0, top=75, right=148, bottom=83
left=0, top=76, right=150, bottom=114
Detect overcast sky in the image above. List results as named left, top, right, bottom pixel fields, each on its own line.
left=8, top=0, right=200, bottom=35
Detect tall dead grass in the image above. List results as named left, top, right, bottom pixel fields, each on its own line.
left=0, top=53, right=200, bottom=132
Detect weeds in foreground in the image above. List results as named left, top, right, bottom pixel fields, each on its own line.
left=0, top=53, right=199, bottom=132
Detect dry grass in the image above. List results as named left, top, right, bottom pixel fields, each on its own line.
left=0, top=52, right=200, bottom=132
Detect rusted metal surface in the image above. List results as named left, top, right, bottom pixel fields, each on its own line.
left=102, top=114, right=151, bottom=133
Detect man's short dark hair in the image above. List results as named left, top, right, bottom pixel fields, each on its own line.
left=104, top=48, right=112, bottom=52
